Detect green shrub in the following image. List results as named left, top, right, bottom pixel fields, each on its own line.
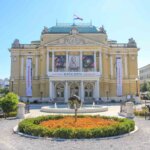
left=53, top=128, right=74, bottom=138
left=111, top=100, right=116, bottom=103
left=6, top=111, right=17, bottom=117
left=0, top=88, right=9, bottom=95
left=18, top=115, right=135, bottom=139
left=134, top=107, right=148, bottom=116
left=1, top=92, right=19, bottom=117
left=72, top=129, right=92, bottom=139
left=0, top=98, right=2, bottom=110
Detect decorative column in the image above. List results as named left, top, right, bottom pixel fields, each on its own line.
left=95, top=80, right=100, bottom=100
left=66, top=51, right=68, bottom=71
left=80, top=51, right=83, bottom=72
left=81, top=81, right=84, bottom=102
left=124, top=54, right=128, bottom=78
left=110, top=55, right=113, bottom=78
left=65, top=81, right=68, bottom=102
left=99, top=51, right=102, bottom=75
left=35, top=56, right=38, bottom=78
left=52, top=51, right=54, bottom=72
left=94, top=51, right=97, bottom=72
left=47, top=51, right=49, bottom=75
left=21, top=56, right=24, bottom=78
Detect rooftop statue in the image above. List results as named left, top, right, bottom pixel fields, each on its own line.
left=12, top=39, right=20, bottom=48
left=99, top=25, right=106, bottom=34
left=127, top=38, right=137, bottom=48
left=42, top=26, right=49, bottom=34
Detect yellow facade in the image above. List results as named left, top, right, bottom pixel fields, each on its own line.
left=9, top=23, right=139, bottom=102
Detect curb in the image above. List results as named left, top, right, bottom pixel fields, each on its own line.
left=13, top=125, right=138, bottom=140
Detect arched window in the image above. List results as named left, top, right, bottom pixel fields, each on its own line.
left=55, top=83, right=64, bottom=98
left=70, top=83, right=79, bottom=96
left=84, top=83, right=93, bottom=98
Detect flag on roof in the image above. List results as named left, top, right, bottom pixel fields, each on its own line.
left=73, top=15, right=83, bottom=21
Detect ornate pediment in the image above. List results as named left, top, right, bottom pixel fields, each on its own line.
left=45, top=35, right=103, bottom=46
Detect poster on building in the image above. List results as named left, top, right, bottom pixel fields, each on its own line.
left=26, top=58, right=32, bottom=96
left=116, top=58, right=122, bottom=96
left=55, top=55, right=66, bottom=68
left=69, top=55, right=80, bottom=69
left=83, top=55, right=94, bottom=68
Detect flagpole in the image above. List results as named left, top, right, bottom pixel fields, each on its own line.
left=73, top=15, right=75, bottom=25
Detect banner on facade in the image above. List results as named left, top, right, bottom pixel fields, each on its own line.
left=83, top=55, right=94, bottom=68
left=55, top=55, right=66, bottom=68
left=116, top=58, right=122, bottom=96
left=48, top=72, right=101, bottom=77
left=69, top=55, right=80, bottom=69
left=26, top=58, right=32, bottom=96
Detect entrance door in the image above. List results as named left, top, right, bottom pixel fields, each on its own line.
left=84, top=83, right=93, bottom=98
left=55, top=83, right=64, bottom=99
left=70, top=84, right=79, bottom=96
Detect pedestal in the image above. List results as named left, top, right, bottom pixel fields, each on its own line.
left=126, top=102, right=134, bottom=118
left=17, top=102, right=25, bottom=119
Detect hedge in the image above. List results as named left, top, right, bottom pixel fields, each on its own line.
left=134, top=107, right=148, bottom=116
left=18, top=115, right=135, bottom=139
left=0, top=92, right=18, bottom=117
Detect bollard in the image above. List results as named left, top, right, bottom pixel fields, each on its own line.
left=17, top=102, right=25, bottom=119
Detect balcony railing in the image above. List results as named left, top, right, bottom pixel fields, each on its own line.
left=12, top=44, right=39, bottom=49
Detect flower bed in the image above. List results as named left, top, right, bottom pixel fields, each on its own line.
left=40, top=116, right=118, bottom=129
left=18, top=115, right=135, bottom=139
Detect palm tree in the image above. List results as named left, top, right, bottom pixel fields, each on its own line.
left=68, top=95, right=81, bottom=122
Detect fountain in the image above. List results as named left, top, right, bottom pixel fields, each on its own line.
left=54, top=103, right=57, bottom=108
left=41, top=101, right=108, bottom=114
left=92, top=101, right=95, bottom=107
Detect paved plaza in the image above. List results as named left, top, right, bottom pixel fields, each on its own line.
left=0, top=104, right=150, bottom=150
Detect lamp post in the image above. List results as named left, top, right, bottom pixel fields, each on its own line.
left=40, top=91, right=43, bottom=102
left=106, top=91, right=109, bottom=101
left=135, top=78, right=139, bottom=96
left=11, top=78, right=14, bottom=92
left=26, top=96, right=30, bottom=113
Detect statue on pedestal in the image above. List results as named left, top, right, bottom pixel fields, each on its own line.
left=42, top=26, right=49, bottom=34
left=99, top=25, right=106, bottom=34
left=12, top=39, right=20, bottom=48
left=127, top=38, right=137, bottom=48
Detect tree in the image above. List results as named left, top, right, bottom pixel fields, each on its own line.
left=140, top=81, right=150, bottom=92
left=0, top=88, right=9, bottom=95
left=147, top=82, right=150, bottom=92
left=1, top=92, right=19, bottom=118
left=68, top=95, right=81, bottom=122
left=140, top=82, right=148, bottom=92
left=0, top=97, right=2, bottom=112
left=146, top=92, right=150, bottom=100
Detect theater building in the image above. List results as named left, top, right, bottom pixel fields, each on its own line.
left=9, top=22, right=139, bottom=103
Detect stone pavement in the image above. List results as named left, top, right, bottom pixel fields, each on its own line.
left=0, top=103, right=150, bottom=150
left=0, top=117, right=150, bottom=150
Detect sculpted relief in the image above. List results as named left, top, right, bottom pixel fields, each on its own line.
left=60, top=37, right=85, bottom=45
left=46, top=35, right=101, bottom=46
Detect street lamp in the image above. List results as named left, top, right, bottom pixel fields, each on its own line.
left=106, top=91, right=109, bottom=101
left=40, top=91, right=43, bottom=102
left=11, top=78, right=14, bottom=92
left=135, top=78, right=139, bottom=96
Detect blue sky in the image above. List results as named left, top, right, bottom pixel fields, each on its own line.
left=0, top=0, right=150, bottom=79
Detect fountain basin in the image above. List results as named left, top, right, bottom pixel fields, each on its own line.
left=41, top=105, right=108, bottom=113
